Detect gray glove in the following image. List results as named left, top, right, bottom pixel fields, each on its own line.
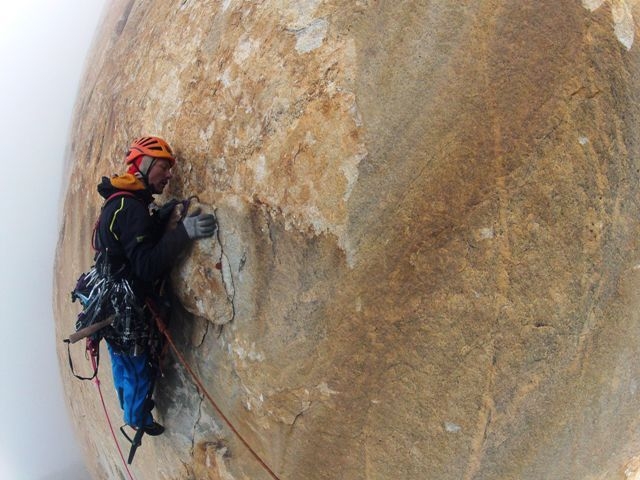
left=182, top=211, right=217, bottom=239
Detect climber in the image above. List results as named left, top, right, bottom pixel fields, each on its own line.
left=92, top=136, right=217, bottom=438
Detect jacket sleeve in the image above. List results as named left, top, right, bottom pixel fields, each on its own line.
left=108, top=197, right=191, bottom=282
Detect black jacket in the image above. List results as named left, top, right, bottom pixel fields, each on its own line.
left=95, top=175, right=190, bottom=285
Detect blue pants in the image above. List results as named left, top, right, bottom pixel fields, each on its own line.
left=107, top=343, right=154, bottom=428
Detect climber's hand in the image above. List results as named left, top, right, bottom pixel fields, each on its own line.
left=166, top=203, right=185, bottom=231
left=182, top=211, right=217, bottom=239
left=154, top=199, right=180, bottom=223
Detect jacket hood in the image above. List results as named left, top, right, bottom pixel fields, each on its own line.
left=97, top=174, right=153, bottom=203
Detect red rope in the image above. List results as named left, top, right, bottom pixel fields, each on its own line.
left=90, top=350, right=137, bottom=480
left=151, top=309, right=281, bottom=480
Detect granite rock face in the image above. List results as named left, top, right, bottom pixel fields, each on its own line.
left=54, top=1, right=640, bottom=479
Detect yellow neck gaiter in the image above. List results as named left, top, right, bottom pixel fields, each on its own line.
left=110, top=173, right=146, bottom=191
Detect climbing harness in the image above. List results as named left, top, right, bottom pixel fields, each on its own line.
left=146, top=300, right=282, bottom=480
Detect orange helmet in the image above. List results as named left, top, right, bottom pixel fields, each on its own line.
left=125, top=136, right=175, bottom=166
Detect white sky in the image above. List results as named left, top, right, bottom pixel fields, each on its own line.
left=0, top=1, right=106, bottom=479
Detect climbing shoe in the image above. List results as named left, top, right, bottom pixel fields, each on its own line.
left=141, top=422, right=165, bottom=436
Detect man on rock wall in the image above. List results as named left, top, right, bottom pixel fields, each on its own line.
left=93, top=136, right=216, bottom=436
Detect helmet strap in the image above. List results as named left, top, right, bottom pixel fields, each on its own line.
left=131, top=157, right=157, bottom=190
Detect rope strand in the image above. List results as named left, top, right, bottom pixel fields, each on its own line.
left=90, top=352, right=137, bottom=480
left=151, top=308, right=281, bottom=480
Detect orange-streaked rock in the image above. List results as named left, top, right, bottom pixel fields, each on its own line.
left=55, top=1, right=640, bottom=479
